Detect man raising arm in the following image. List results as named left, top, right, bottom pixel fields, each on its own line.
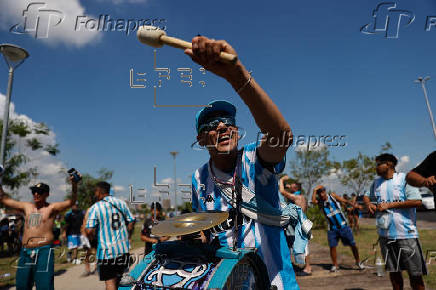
left=0, top=176, right=78, bottom=290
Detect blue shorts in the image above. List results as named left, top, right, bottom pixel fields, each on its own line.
left=67, top=235, right=81, bottom=249
left=16, top=244, right=54, bottom=290
left=327, top=226, right=355, bottom=247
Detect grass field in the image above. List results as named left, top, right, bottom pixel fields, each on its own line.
left=311, top=224, right=436, bottom=289
left=0, top=222, right=144, bottom=288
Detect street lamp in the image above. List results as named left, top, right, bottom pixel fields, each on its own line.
left=414, top=76, right=436, bottom=140
left=170, top=151, right=179, bottom=211
left=0, top=44, right=29, bottom=168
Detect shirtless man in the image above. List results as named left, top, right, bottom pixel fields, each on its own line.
left=0, top=178, right=78, bottom=290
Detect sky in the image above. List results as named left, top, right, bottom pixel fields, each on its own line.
left=0, top=0, right=435, bottom=204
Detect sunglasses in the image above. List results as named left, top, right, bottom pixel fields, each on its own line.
left=31, top=190, right=44, bottom=195
left=198, top=117, right=236, bottom=134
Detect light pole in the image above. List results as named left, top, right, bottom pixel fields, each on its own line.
left=170, top=151, right=179, bottom=211
left=415, top=76, right=436, bottom=140
left=0, top=44, right=29, bottom=169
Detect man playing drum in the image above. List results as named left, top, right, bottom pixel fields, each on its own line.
left=188, top=36, right=299, bottom=289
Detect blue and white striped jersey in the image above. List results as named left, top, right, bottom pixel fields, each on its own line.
left=86, top=196, right=135, bottom=259
left=192, top=142, right=299, bottom=290
left=366, top=172, right=421, bottom=239
left=320, top=194, right=348, bottom=231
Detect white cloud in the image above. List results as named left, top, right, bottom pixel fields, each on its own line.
left=295, top=143, right=328, bottom=152
left=0, top=93, right=68, bottom=202
left=0, top=0, right=102, bottom=47
left=396, top=155, right=410, bottom=173
left=160, top=177, right=182, bottom=185
left=113, top=185, right=125, bottom=192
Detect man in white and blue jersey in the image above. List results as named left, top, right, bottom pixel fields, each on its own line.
left=85, top=181, right=135, bottom=290
left=312, top=186, right=362, bottom=272
left=364, top=153, right=426, bottom=290
left=188, top=36, right=298, bottom=289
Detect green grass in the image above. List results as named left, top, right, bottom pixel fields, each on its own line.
left=0, top=222, right=144, bottom=288
left=311, top=225, right=436, bottom=289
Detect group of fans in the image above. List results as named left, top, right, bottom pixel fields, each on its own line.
left=278, top=152, right=435, bottom=290
left=0, top=34, right=435, bottom=290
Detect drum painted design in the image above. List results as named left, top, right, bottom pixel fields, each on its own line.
left=121, top=241, right=270, bottom=290
left=141, top=257, right=219, bottom=288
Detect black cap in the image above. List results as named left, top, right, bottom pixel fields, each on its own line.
left=376, top=153, right=398, bottom=167
left=29, top=183, right=50, bottom=194
left=151, top=202, right=162, bottom=211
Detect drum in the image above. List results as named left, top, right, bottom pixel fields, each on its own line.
left=119, top=240, right=270, bottom=289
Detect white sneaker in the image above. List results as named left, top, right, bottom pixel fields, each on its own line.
left=76, top=259, right=81, bottom=265
left=330, top=265, right=339, bottom=272
left=356, top=262, right=365, bottom=270
left=119, top=273, right=135, bottom=286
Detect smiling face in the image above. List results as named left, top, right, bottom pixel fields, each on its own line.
left=197, top=114, right=239, bottom=156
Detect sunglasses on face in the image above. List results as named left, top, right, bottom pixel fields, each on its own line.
left=31, top=190, right=44, bottom=196
left=198, top=117, right=236, bottom=134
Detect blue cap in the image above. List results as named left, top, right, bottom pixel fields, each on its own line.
left=195, top=100, right=236, bottom=133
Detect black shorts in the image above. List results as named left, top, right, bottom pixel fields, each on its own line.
left=97, top=254, right=129, bottom=281
left=379, top=238, right=427, bottom=277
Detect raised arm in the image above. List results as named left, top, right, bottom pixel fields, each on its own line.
left=311, top=185, right=323, bottom=205
left=331, top=192, right=353, bottom=206
left=50, top=176, right=78, bottom=213
left=0, top=185, right=28, bottom=212
left=279, top=176, right=291, bottom=199
left=185, top=37, right=292, bottom=164
left=279, top=176, right=307, bottom=211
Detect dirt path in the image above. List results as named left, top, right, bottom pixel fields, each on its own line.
left=295, top=242, right=413, bottom=290
left=6, top=241, right=431, bottom=290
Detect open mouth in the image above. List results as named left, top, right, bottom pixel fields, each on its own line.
left=217, top=134, right=231, bottom=144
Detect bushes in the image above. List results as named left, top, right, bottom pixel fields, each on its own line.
left=306, top=205, right=327, bottom=230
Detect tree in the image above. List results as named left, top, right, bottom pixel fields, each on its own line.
left=289, top=146, right=331, bottom=198
left=335, top=142, right=393, bottom=196
left=380, top=142, right=393, bottom=153
left=65, top=168, right=113, bottom=209
left=1, top=120, right=59, bottom=192
left=336, top=152, right=376, bottom=196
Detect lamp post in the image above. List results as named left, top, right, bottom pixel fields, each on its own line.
left=415, top=76, right=436, bottom=140
left=170, top=151, right=179, bottom=211
left=0, top=44, right=29, bottom=169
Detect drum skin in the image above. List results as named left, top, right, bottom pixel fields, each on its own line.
left=119, top=240, right=270, bottom=289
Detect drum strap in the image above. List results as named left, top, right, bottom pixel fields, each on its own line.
left=207, top=208, right=251, bottom=235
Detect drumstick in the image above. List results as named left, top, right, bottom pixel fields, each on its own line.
left=137, top=26, right=238, bottom=64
